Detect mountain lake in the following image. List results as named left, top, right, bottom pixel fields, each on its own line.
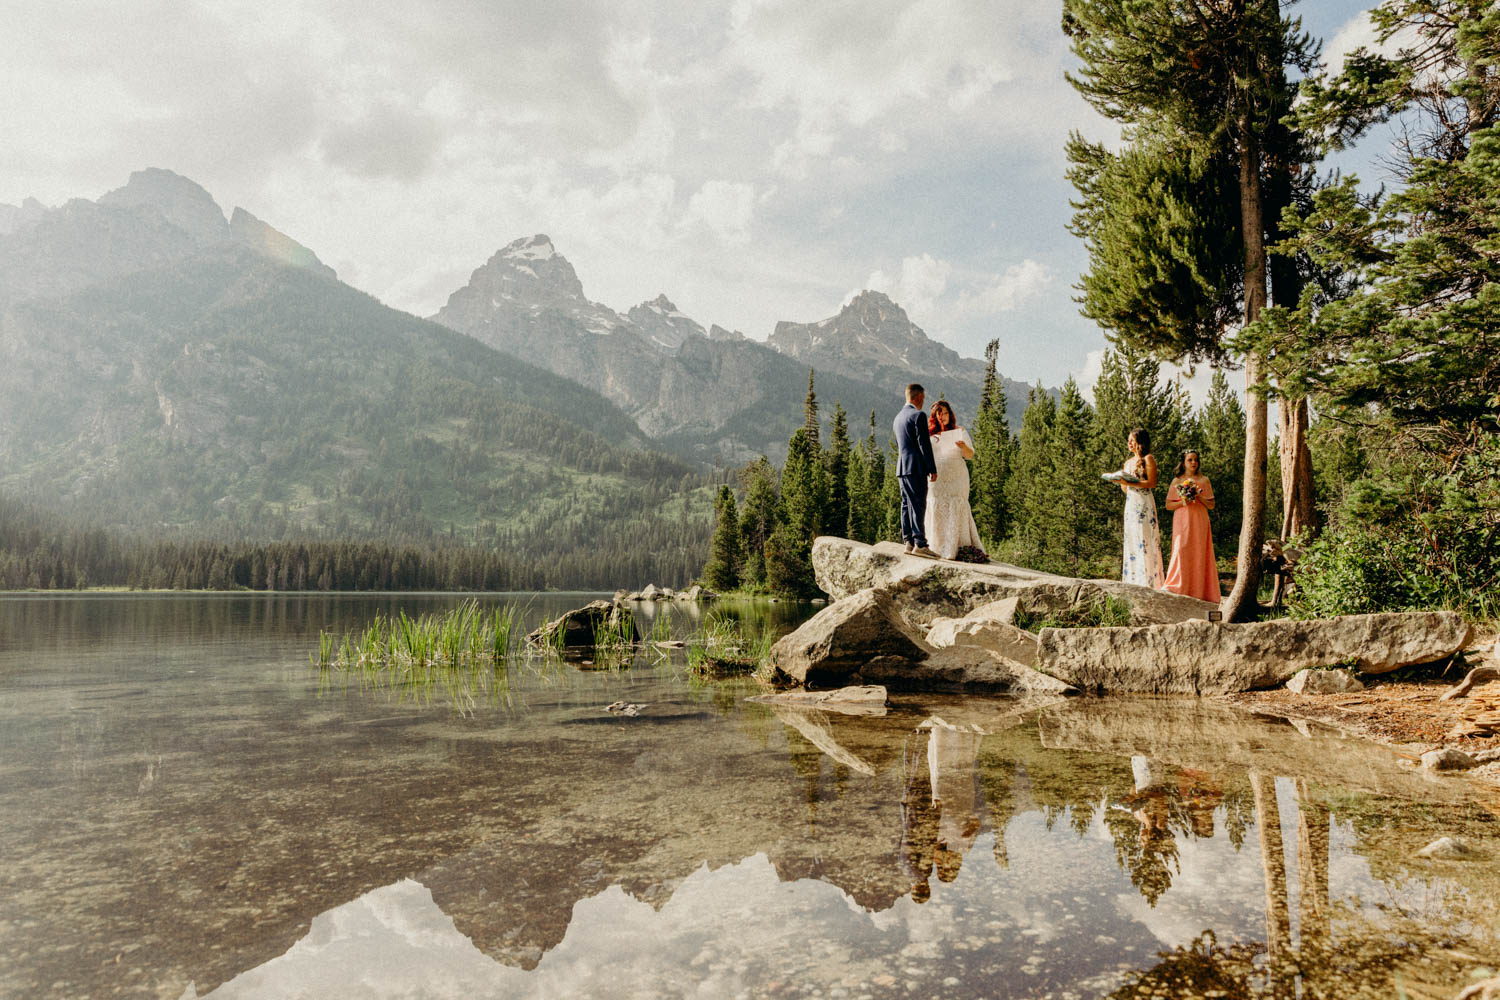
left=1, top=593, right=1497, bottom=999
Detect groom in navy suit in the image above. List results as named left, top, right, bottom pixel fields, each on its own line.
left=893, top=383, right=939, bottom=558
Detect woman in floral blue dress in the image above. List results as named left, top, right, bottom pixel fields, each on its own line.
left=1114, top=428, right=1165, bottom=588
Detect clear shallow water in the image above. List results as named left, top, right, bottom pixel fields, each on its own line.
left=1, top=594, right=1497, bottom=1000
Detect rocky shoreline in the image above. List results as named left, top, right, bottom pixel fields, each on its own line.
left=766, top=537, right=1471, bottom=692
left=762, top=537, right=1499, bottom=784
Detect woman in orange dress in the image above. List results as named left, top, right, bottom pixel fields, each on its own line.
left=1162, top=451, right=1221, bottom=602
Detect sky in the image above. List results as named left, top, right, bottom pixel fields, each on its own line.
left=3, top=0, right=1388, bottom=395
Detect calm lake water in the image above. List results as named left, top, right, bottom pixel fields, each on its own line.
left=1, top=593, right=1497, bottom=1000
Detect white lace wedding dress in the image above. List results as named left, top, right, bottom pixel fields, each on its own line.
left=923, top=428, right=985, bottom=560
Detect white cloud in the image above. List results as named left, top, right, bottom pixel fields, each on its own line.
left=954, top=259, right=1051, bottom=319
left=863, top=253, right=953, bottom=320
left=0, top=0, right=1123, bottom=386
left=685, top=180, right=756, bottom=243
left=1323, top=6, right=1423, bottom=76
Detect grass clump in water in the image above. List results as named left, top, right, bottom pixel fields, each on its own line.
left=312, top=599, right=520, bottom=711
left=687, top=613, right=775, bottom=677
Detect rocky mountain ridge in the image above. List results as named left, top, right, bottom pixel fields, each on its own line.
left=768, top=290, right=987, bottom=388
left=0, top=171, right=712, bottom=573
left=432, top=238, right=1037, bottom=462
left=0, top=169, right=335, bottom=309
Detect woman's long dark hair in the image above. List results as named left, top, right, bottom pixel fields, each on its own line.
left=1127, top=427, right=1151, bottom=457
left=929, top=400, right=959, bottom=435
left=1173, top=450, right=1201, bottom=479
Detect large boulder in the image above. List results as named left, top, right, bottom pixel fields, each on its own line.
left=527, top=600, right=638, bottom=649
left=811, top=536, right=1214, bottom=627
left=762, top=589, right=927, bottom=688
left=1037, top=611, right=1471, bottom=695
left=925, top=617, right=1040, bottom=668
left=763, top=587, right=1075, bottom=695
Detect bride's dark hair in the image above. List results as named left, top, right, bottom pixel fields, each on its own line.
left=928, top=400, right=958, bottom=435
left=1173, top=450, right=1201, bottom=479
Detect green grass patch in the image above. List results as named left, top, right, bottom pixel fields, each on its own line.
left=686, top=612, right=776, bottom=677
left=1016, top=594, right=1133, bottom=633
left=312, top=598, right=522, bottom=711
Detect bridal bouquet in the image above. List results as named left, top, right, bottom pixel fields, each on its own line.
left=1101, top=469, right=1142, bottom=484
left=954, top=545, right=990, bottom=564
left=1177, top=481, right=1200, bottom=504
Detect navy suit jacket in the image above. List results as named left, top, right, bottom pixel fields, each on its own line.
left=893, top=403, right=937, bottom=478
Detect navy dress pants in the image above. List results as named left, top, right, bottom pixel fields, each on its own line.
left=898, top=474, right=929, bottom=547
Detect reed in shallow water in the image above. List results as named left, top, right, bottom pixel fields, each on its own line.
left=311, top=599, right=522, bottom=711
left=686, top=612, right=775, bottom=677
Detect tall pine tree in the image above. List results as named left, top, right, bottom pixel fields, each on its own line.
left=1008, top=385, right=1057, bottom=568
left=826, top=402, right=851, bottom=539
left=703, top=485, right=742, bottom=591
left=971, top=339, right=1013, bottom=546
left=1064, top=0, right=1318, bottom=619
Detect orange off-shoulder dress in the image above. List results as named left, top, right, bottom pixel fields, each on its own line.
left=1163, top=477, right=1221, bottom=603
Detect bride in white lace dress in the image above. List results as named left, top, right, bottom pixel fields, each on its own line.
left=923, top=401, right=987, bottom=560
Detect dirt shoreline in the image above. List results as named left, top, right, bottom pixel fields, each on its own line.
left=1218, top=670, right=1500, bottom=788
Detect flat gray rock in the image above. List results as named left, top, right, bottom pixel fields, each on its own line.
left=812, top=536, right=1216, bottom=627
left=746, top=685, right=889, bottom=717
left=764, top=587, right=1076, bottom=695
left=1037, top=612, right=1471, bottom=695
left=925, top=617, right=1040, bottom=668
left=1286, top=668, right=1365, bottom=694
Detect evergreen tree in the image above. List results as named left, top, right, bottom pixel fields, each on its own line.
left=881, top=438, right=903, bottom=542
left=803, top=368, right=821, bottom=450
left=826, top=402, right=851, bottom=539
left=1091, top=346, right=1186, bottom=486
left=703, top=485, right=742, bottom=591
left=1064, top=0, right=1319, bottom=618
left=971, top=339, right=1013, bottom=545
left=846, top=411, right=889, bottom=544
left=1197, top=370, right=1246, bottom=557
left=1245, top=0, right=1500, bottom=460
left=845, top=444, right=872, bottom=542
left=737, top=458, right=781, bottom=589
left=765, top=521, right=815, bottom=598
left=772, top=427, right=827, bottom=595
left=1008, top=385, right=1057, bottom=567
left=1050, top=379, right=1108, bottom=576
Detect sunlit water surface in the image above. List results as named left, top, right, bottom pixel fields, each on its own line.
left=1, top=593, right=1497, bottom=1000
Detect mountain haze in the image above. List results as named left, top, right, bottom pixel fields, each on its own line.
left=0, top=172, right=712, bottom=584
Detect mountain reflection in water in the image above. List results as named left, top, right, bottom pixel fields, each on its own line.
left=1, top=595, right=1496, bottom=1000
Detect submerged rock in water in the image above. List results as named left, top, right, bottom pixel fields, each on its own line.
left=1286, top=668, right=1365, bottom=694
left=1416, top=836, right=1481, bottom=860
left=811, top=536, right=1215, bottom=627
left=1421, top=747, right=1478, bottom=771
left=746, top=685, right=889, bottom=716
left=1037, top=612, right=1471, bottom=695
left=527, top=600, right=638, bottom=649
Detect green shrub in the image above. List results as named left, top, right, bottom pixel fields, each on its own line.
left=1290, top=441, right=1500, bottom=620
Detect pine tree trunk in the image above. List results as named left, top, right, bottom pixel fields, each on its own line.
left=1223, top=128, right=1268, bottom=623
left=1277, top=396, right=1315, bottom=540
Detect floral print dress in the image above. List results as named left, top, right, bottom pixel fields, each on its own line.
left=1121, top=459, right=1165, bottom=589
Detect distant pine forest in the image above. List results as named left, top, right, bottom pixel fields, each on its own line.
left=0, top=489, right=715, bottom=592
